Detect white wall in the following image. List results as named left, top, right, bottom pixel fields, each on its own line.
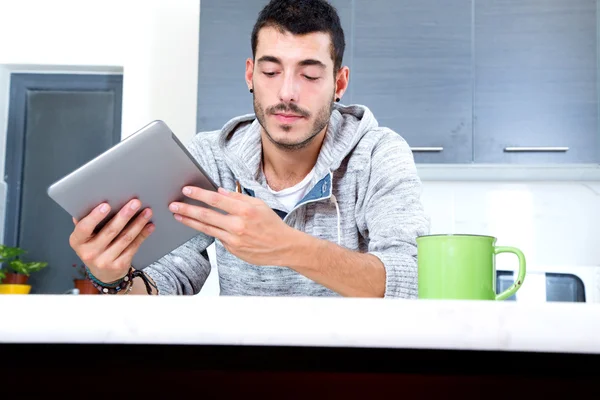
left=0, top=0, right=221, bottom=295
left=0, top=66, right=10, bottom=242
left=1, top=0, right=598, bottom=298
left=421, top=181, right=600, bottom=270
left=0, top=0, right=201, bottom=141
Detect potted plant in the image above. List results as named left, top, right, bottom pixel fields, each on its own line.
left=72, top=263, right=98, bottom=295
left=0, top=244, right=47, bottom=294
left=1, top=245, right=27, bottom=284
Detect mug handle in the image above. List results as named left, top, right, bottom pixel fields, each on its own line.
left=494, top=246, right=527, bottom=301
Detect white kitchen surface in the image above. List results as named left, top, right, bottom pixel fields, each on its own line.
left=1, top=295, right=598, bottom=354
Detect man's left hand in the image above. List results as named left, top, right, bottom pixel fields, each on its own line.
left=169, top=186, right=297, bottom=266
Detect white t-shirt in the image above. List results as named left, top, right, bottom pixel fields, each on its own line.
left=265, top=167, right=315, bottom=212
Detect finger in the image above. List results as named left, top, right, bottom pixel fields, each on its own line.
left=173, top=213, right=231, bottom=242
left=70, top=203, right=111, bottom=246
left=114, top=221, right=156, bottom=266
left=218, top=187, right=262, bottom=205
left=169, top=202, right=240, bottom=233
left=104, top=208, right=154, bottom=260
left=72, top=217, right=78, bottom=225
left=182, top=186, right=247, bottom=215
left=94, top=199, right=142, bottom=248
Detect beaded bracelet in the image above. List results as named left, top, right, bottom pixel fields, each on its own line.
left=85, top=265, right=157, bottom=295
left=86, top=266, right=133, bottom=294
left=85, top=265, right=125, bottom=287
left=123, top=280, right=134, bottom=295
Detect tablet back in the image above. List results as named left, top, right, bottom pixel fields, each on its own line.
left=47, top=120, right=220, bottom=270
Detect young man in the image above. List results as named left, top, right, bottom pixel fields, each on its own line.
left=68, top=0, right=430, bottom=298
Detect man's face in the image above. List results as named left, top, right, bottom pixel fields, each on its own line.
left=246, top=26, right=343, bottom=151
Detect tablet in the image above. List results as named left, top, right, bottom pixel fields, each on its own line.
left=47, top=120, right=221, bottom=270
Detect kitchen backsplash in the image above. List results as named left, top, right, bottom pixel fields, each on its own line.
left=420, top=180, right=600, bottom=270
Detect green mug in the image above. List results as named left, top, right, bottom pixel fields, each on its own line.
left=417, top=234, right=526, bottom=300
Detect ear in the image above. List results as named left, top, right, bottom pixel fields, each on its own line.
left=245, top=58, right=255, bottom=91
left=334, top=66, right=350, bottom=101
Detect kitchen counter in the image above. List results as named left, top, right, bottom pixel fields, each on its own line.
left=3, top=294, right=600, bottom=397
left=1, top=294, right=599, bottom=354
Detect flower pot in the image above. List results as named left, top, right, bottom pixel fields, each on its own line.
left=74, top=279, right=99, bottom=295
left=3, top=272, right=28, bottom=285
left=0, top=284, right=31, bottom=294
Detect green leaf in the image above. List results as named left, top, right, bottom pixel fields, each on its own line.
left=7, top=260, right=48, bottom=276
left=0, top=245, right=26, bottom=263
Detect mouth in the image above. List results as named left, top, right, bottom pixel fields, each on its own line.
left=272, top=113, right=304, bottom=124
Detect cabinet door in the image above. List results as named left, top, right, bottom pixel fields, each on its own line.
left=352, top=0, right=473, bottom=164
left=196, top=0, right=354, bottom=133
left=474, top=0, right=598, bottom=163
left=196, top=0, right=263, bottom=132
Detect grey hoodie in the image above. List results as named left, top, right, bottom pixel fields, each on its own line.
left=145, top=103, right=430, bottom=298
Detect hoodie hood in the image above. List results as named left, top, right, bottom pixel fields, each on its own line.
left=217, top=103, right=379, bottom=193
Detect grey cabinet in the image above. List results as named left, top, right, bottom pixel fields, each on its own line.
left=196, top=0, right=257, bottom=132
left=473, top=0, right=599, bottom=164
left=352, top=0, right=473, bottom=164
left=197, top=0, right=600, bottom=165
left=5, top=73, right=122, bottom=294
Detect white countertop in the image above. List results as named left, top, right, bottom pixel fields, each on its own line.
left=1, top=295, right=599, bottom=354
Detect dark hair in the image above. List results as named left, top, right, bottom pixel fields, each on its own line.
left=251, top=0, right=346, bottom=72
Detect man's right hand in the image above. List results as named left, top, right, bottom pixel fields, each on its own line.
left=69, top=199, right=154, bottom=283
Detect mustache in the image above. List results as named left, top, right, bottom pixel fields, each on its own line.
left=267, top=103, right=310, bottom=118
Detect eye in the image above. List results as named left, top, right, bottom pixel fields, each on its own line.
left=263, top=72, right=277, bottom=77
left=303, top=75, right=319, bottom=81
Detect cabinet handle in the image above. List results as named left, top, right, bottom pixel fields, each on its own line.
left=504, top=147, right=569, bottom=152
left=410, top=147, right=444, bottom=152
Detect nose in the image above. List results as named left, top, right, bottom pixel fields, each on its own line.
left=278, top=72, right=299, bottom=103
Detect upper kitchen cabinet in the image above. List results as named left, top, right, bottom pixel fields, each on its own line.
left=473, top=0, right=599, bottom=163
left=352, top=0, right=473, bottom=164
left=196, top=0, right=354, bottom=133
left=197, top=0, right=260, bottom=132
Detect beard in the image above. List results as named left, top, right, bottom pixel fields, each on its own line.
left=253, top=93, right=333, bottom=152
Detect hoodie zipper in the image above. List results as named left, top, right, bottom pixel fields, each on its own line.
left=282, top=171, right=334, bottom=222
